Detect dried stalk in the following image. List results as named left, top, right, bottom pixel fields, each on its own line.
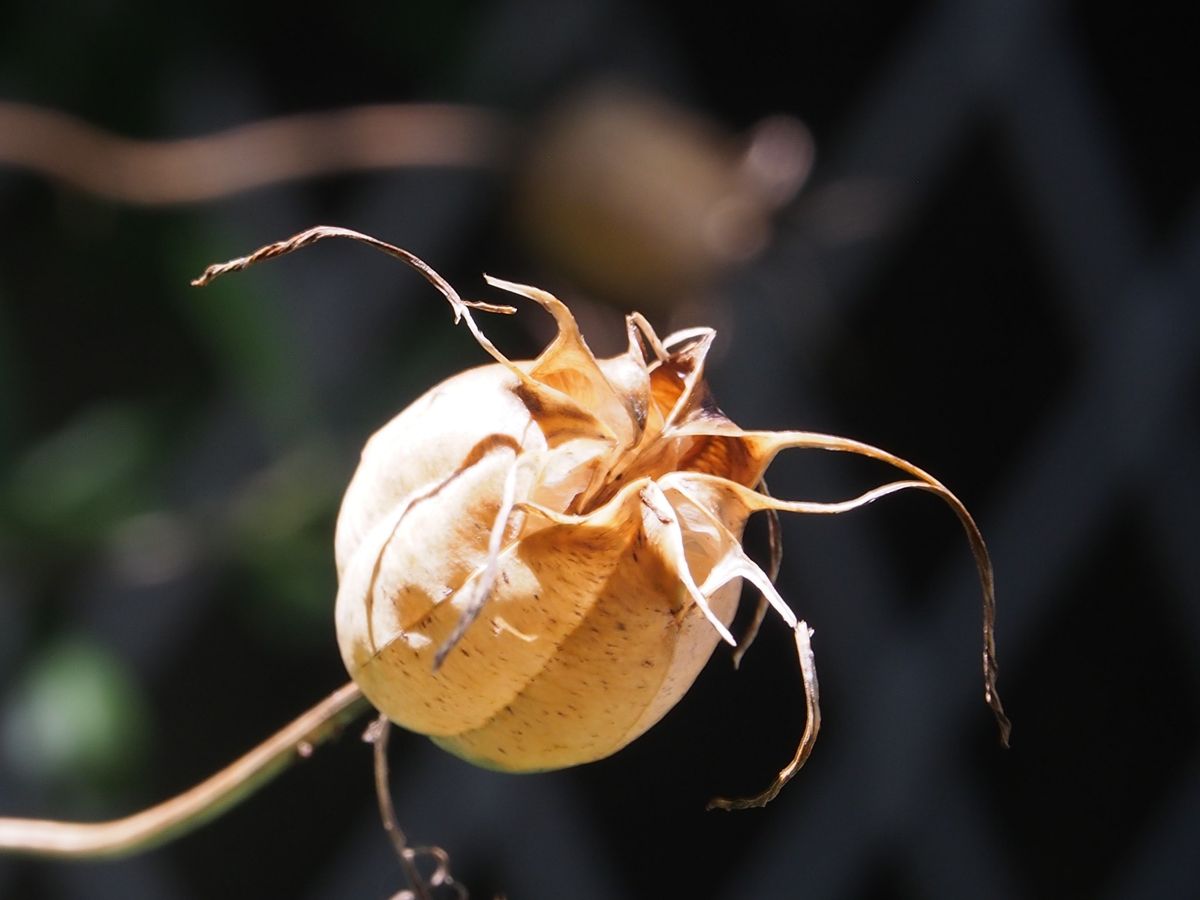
left=0, top=681, right=370, bottom=859
left=365, top=716, right=467, bottom=900
left=0, top=100, right=513, bottom=205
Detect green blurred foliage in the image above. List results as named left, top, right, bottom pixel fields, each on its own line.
left=1, top=635, right=150, bottom=802
left=226, top=441, right=345, bottom=647
left=2, top=404, right=159, bottom=549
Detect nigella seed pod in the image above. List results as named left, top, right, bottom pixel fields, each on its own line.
left=194, top=226, right=1010, bottom=809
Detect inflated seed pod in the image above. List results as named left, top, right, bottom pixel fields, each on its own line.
left=196, top=226, right=1009, bottom=808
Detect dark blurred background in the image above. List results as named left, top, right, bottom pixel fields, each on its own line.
left=1, top=2, right=1198, bottom=898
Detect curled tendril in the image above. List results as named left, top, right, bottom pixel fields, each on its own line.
left=365, top=716, right=470, bottom=900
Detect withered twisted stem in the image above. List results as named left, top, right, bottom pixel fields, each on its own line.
left=366, top=716, right=466, bottom=900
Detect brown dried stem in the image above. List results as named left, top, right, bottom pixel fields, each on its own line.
left=366, top=716, right=466, bottom=900
left=191, top=224, right=515, bottom=314
left=0, top=100, right=513, bottom=205
left=0, top=681, right=370, bottom=859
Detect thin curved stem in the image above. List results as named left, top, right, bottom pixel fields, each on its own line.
left=368, top=716, right=432, bottom=900
left=0, top=101, right=513, bottom=205
left=0, top=681, right=370, bottom=859
left=191, top=226, right=523, bottom=382
left=366, top=716, right=466, bottom=900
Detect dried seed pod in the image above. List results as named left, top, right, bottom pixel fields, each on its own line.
left=196, top=226, right=1010, bottom=808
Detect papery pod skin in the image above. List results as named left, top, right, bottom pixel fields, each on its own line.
left=184, top=226, right=1006, bottom=810
left=332, top=257, right=1010, bottom=783
left=335, top=280, right=769, bottom=771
